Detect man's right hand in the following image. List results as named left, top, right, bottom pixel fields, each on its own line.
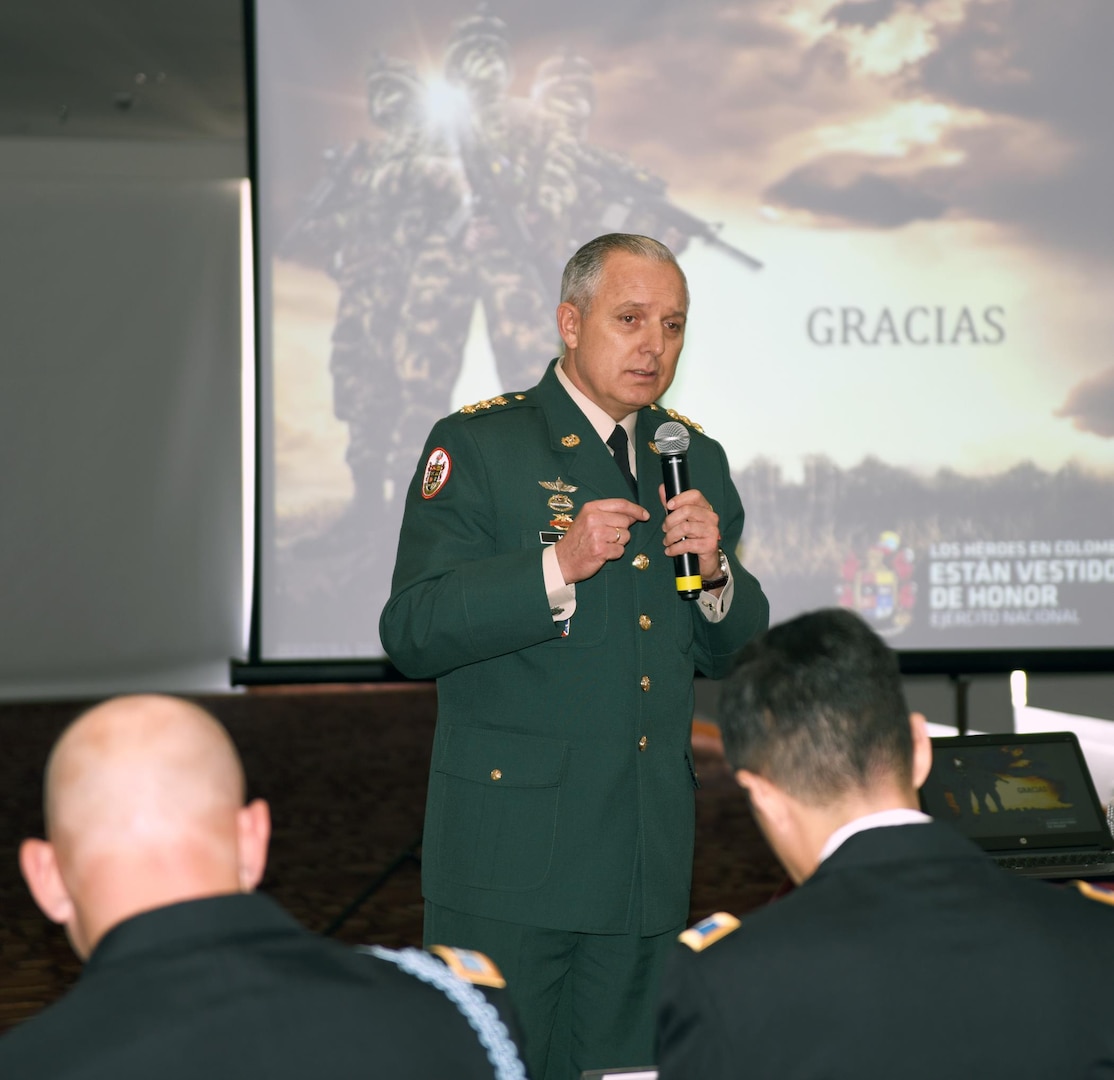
left=555, top=498, right=649, bottom=585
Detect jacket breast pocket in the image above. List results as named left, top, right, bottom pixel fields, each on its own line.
left=433, top=725, right=568, bottom=892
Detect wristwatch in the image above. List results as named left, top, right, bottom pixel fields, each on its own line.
left=702, top=549, right=730, bottom=591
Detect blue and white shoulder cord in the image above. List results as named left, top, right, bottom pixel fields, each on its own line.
left=360, top=946, right=527, bottom=1080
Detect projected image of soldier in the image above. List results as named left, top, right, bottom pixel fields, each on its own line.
left=288, top=54, right=472, bottom=547
left=937, top=754, right=1003, bottom=817
left=287, top=6, right=762, bottom=561
left=526, top=51, right=604, bottom=263
left=387, top=9, right=556, bottom=491
left=966, top=757, right=1006, bottom=814
left=940, top=755, right=975, bottom=818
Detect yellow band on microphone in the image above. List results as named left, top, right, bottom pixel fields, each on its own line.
left=676, top=575, right=702, bottom=592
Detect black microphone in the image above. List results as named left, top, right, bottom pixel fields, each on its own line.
left=655, top=421, right=701, bottom=600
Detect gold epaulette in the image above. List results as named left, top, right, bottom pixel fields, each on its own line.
left=1070, top=880, right=1114, bottom=907
left=459, top=393, right=527, bottom=415
left=429, top=945, right=507, bottom=988
left=665, top=407, right=704, bottom=434
left=678, top=911, right=740, bottom=952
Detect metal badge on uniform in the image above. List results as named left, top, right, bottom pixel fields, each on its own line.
left=678, top=911, right=741, bottom=952
left=421, top=447, right=451, bottom=499
left=561, top=434, right=581, bottom=447
left=540, top=479, right=577, bottom=537
left=429, top=945, right=507, bottom=988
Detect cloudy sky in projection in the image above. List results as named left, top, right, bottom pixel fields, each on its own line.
left=592, top=0, right=1114, bottom=472
left=267, top=0, right=1114, bottom=514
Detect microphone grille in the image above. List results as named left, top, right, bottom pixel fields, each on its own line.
left=654, top=421, right=690, bottom=455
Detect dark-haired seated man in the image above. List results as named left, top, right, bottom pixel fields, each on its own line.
left=656, top=608, right=1114, bottom=1080
left=1, top=694, right=525, bottom=1080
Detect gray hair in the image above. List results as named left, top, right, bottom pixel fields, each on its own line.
left=559, top=233, right=688, bottom=314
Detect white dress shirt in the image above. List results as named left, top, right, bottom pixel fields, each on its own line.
left=818, top=807, right=932, bottom=865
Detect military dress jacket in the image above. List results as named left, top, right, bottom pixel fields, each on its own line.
left=380, top=359, right=769, bottom=935
left=0, top=893, right=519, bottom=1079
left=656, top=822, right=1114, bottom=1080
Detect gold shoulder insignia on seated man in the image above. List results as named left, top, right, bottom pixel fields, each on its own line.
left=429, top=945, right=507, bottom=988
left=678, top=912, right=741, bottom=952
left=1071, top=879, right=1114, bottom=907
left=665, top=408, right=704, bottom=434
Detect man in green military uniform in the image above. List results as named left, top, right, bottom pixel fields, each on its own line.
left=380, top=233, right=768, bottom=1080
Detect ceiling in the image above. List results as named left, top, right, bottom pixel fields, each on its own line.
left=0, top=0, right=246, bottom=141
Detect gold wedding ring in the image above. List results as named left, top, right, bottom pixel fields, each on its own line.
left=614, top=527, right=622, bottom=543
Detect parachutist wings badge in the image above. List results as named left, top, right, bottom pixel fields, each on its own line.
left=539, top=478, right=578, bottom=493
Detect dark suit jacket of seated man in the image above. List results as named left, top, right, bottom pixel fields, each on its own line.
left=1, top=694, right=524, bottom=1080
left=656, top=608, right=1114, bottom=1080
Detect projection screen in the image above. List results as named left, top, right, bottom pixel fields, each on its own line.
left=249, top=0, right=1114, bottom=673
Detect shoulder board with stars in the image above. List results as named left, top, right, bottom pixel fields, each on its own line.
left=458, top=393, right=528, bottom=415
left=678, top=912, right=741, bottom=952
left=1071, top=880, right=1114, bottom=907
left=429, top=945, right=507, bottom=988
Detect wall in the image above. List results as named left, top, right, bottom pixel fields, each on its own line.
left=0, top=137, right=246, bottom=701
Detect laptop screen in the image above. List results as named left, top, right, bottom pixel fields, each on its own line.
left=920, top=732, right=1110, bottom=852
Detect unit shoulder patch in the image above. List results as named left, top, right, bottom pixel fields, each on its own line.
left=429, top=945, right=507, bottom=988
left=678, top=911, right=740, bottom=951
left=421, top=447, right=452, bottom=498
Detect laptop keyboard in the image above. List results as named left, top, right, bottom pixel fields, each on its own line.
left=994, top=852, right=1110, bottom=870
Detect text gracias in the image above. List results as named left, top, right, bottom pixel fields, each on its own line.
left=807, top=306, right=1004, bottom=346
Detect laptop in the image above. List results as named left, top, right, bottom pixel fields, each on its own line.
left=920, top=731, right=1114, bottom=879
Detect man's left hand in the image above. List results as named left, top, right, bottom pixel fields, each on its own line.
left=659, top=484, right=722, bottom=580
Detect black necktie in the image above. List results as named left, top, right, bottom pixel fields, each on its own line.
left=607, top=424, right=638, bottom=500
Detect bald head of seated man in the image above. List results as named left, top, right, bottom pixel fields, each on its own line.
left=20, top=694, right=269, bottom=960
left=6, top=695, right=526, bottom=1080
